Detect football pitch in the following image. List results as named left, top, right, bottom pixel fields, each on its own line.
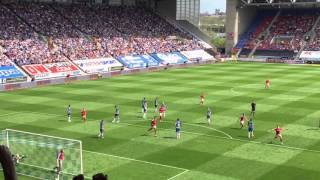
left=1, top=62, right=320, bottom=180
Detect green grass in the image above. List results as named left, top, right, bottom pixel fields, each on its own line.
left=200, top=16, right=225, bottom=25
left=1, top=62, right=320, bottom=180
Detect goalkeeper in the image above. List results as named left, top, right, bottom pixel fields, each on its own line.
left=54, top=149, right=64, bottom=174
left=12, top=153, right=26, bottom=165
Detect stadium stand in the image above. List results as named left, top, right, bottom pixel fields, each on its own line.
left=236, top=9, right=320, bottom=59
left=305, top=21, right=320, bottom=51
left=258, top=10, right=317, bottom=51
left=0, top=2, right=203, bottom=67
left=0, top=4, right=67, bottom=66
left=236, top=10, right=276, bottom=50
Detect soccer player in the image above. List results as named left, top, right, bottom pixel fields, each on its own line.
left=98, top=120, right=105, bottom=138
left=154, top=97, right=159, bottom=112
left=248, top=117, right=254, bottom=139
left=273, top=125, right=288, bottom=145
left=207, top=107, right=212, bottom=125
left=12, top=153, right=26, bottom=165
left=159, top=103, right=166, bottom=121
left=142, top=97, right=147, bottom=113
left=143, top=103, right=147, bottom=119
left=200, top=93, right=205, bottom=105
left=251, top=101, right=256, bottom=117
left=55, top=149, right=64, bottom=174
left=81, top=108, right=87, bottom=122
left=162, top=102, right=167, bottom=118
left=240, top=113, right=247, bottom=129
left=175, top=118, right=182, bottom=139
left=112, top=105, right=120, bottom=123
left=265, top=79, right=270, bottom=89
left=147, top=116, right=157, bottom=137
left=66, top=105, right=72, bottom=122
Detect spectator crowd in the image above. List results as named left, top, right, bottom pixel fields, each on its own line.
left=0, top=2, right=203, bottom=67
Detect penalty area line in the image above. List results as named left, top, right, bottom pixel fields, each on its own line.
left=82, top=149, right=188, bottom=171
left=167, top=169, right=189, bottom=180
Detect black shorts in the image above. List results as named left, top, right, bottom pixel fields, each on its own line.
left=114, top=114, right=119, bottom=117
left=100, top=129, right=104, bottom=133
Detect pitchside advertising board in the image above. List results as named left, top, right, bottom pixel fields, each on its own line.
left=150, top=52, right=188, bottom=65
left=300, top=51, right=320, bottom=61
left=0, top=66, right=26, bottom=83
left=74, top=58, right=123, bottom=73
left=117, top=55, right=159, bottom=69
left=22, top=62, right=81, bottom=80
left=140, top=55, right=160, bottom=67
left=181, top=50, right=214, bottom=61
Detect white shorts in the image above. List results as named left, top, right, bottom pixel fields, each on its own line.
left=240, top=121, right=244, bottom=125
left=152, top=126, right=157, bottom=129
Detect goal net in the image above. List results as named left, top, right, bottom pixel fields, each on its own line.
left=0, top=129, right=83, bottom=179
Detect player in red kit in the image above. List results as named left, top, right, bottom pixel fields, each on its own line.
left=81, top=108, right=87, bottom=122
left=272, top=125, right=288, bottom=144
left=200, top=93, right=205, bottom=105
left=265, top=79, right=270, bottom=89
left=240, top=113, right=247, bottom=129
left=146, top=116, right=157, bottom=137
left=54, top=149, right=64, bottom=174
left=159, top=104, right=166, bottom=122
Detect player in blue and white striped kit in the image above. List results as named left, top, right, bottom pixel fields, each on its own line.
left=154, top=97, right=158, bottom=112
left=66, top=105, right=72, bottom=122
left=112, top=105, right=120, bottom=123
left=98, top=120, right=105, bottom=138
left=207, top=107, right=212, bottom=125
left=248, top=117, right=254, bottom=139
left=142, top=97, right=147, bottom=113
left=175, top=118, right=182, bottom=139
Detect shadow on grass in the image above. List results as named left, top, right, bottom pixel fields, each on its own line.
left=195, top=122, right=207, bottom=125
left=163, top=136, right=176, bottom=139
left=230, top=127, right=242, bottom=130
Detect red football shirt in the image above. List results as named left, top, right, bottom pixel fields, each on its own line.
left=274, top=128, right=282, bottom=135
left=151, top=119, right=157, bottom=126
left=159, top=106, right=166, bottom=113
left=58, top=152, right=64, bottom=161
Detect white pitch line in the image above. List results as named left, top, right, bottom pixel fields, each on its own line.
left=120, top=122, right=320, bottom=154
left=82, top=149, right=188, bottom=171
left=3, top=112, right=320, bottom=155
left=123, top=120, right=233, bottom=139
left=16, top=172, right=44, bottom=180
left=184, top=123, right=233, bottom=139
left=167, top=169, right=189, bottom=180
left=1, top=165, right=91, bottom=180
left=122, top=121, right=228, bottom=139
left=230, top=87, right=240, bottom=95
left=18, top=162, right=91, bottom=179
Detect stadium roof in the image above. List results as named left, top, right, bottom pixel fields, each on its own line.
left=240, top=0, right=320, bottom=7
